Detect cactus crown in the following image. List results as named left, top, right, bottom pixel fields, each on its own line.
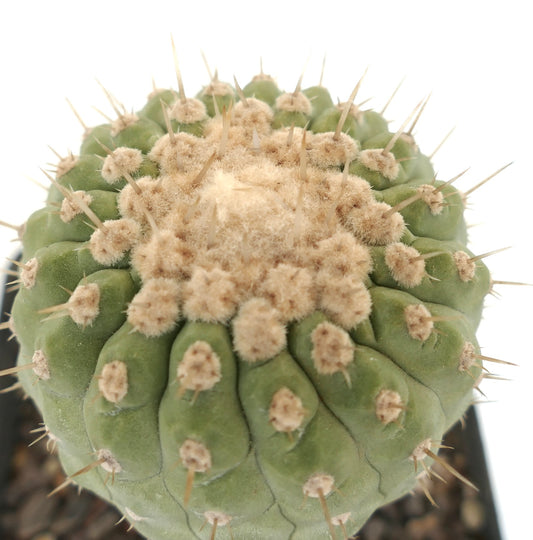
left=3, top=59, right=503, bottom=540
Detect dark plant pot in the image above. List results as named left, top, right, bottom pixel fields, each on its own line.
left=0, top=265, right=503, bottom=539
left=0, top=268, right=21, bottom=496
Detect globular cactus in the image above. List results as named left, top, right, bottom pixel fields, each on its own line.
left=2, top=56, right=508, bottom=539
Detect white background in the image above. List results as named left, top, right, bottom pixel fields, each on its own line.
left=1, top=2, right=531, bottom=538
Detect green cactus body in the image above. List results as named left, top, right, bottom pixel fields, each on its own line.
left=6, top=65, right=494, bottom=540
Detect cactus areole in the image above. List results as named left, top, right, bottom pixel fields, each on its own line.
left=6, top=62, right=499, bottom=539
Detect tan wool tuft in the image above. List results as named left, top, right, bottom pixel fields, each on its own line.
left=312, top=231, right=372, bottom=280
left=232, top=298, right=286, bottom=362
left=32, top=349, right=50, bottom=380
left=232, top=98, right=274, bottom=135
left=317, top=274, right=372, bottom=329
left=110, top=113, right=139, bottom=136
left=318, top=172, right=374, bottom=217
left=202, top=80, right=233, bottom=98
left=101, top=147, right=143, bottom=183
left=148, top=132, right=212, bottom=175
left=269, top=387, right=306, bottom=433
left=275, top=92, right=312, bottom=115
left=99, top=360, right=128, bottom=403
left=410, top=438, right=432, bottom=462
left=459, top=341, right=477, bottom=372
left=260, top=126, right=306, bottom=167
left=252, top=73, right=275, bottom=83
left=177, top=341, right=222, bottom=393
left=302, top=473, right=335, bottom=498
left=124, top=507, right=149, bottom=523
left=358, top=149, right=400, bottom=180
left=384, top=243, right=426, bottom=288
left=404, top=304, right=433, bottom=341
left=179, top=439, right=211, bottom=472
left=118, top=177, right=173, bottom=224
left=97, top=448, right=123, bottom=473
left=417, top=184, right=444, bottom=215
left=375, top=389, right=404, bottom=424
left=307, top=132, right=359, bottom=167
left=56, top=154, right=78, bottom=178
left=170, top=98, right=207, bottom=124
left=204, top=511, right=232, bottom=527
left=132, top=230, right=195, bottom=281
left=89, top=218, right=141, bottom=265
left=337, top=101, right=361, bottom=121
left=127, top=278, right=180, bottom=336
left=21, top=257, right=39, bottom=289
left=198, top=168, right=288, bottom=230
left=128, top=278, right=180, bottom=337
left=259, top=265, right=315, bottom=321
left=453, top=251, right=476, bottom=282
left=105, top=96, right=408, bottom=336
left=68, top=283, right=100, bottom=326
left=331, top=512, right=351, bottom=526
left=219, top=257, right=268, bottom=299
left=182, top=266, right=239, bottom=322
left=310, top=321, right=355, bottom=375
left=347, top=202, right=405, bottom=245
left=60, top=190, right=93, bottom=223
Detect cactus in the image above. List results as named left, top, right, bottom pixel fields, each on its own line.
left=1, top=57, right=510, bottom=540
